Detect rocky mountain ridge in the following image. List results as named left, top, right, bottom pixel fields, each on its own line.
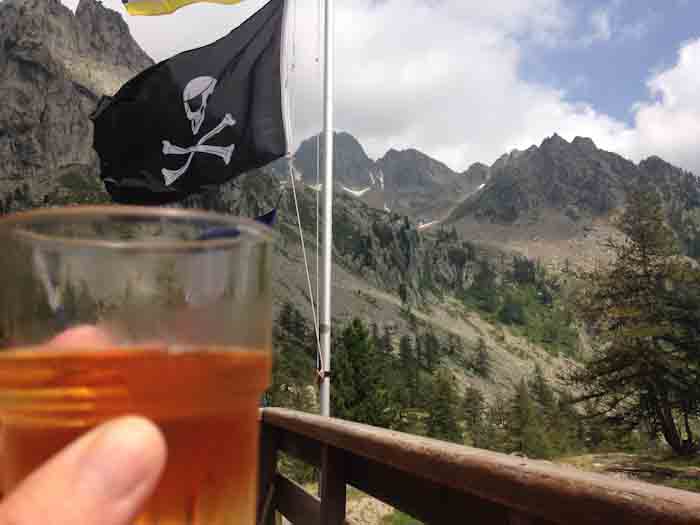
left=279, top=132, right=487, bottom=221
left=445, top=134, right=700, bottom=266
left=0, top=0, right=152, bottom=211
left=450, top=133, right=699, bottom=224
left=282, top=129, right=700, bottom=264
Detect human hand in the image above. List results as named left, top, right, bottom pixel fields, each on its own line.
left=0, top=327, right=167, bottom=525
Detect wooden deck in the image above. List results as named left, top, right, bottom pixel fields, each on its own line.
left=257, top=408, right=700, bottom=525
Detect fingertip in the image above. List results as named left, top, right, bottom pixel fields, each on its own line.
left=48, top=325, right=115, bottom=349
left=85, top=416, right=167, bottom=500
left=0, top=416, right=167, bottom=525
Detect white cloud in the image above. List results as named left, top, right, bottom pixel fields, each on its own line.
left=60, top=0, right=700, bottom=177
left=624, top=38, right=700, bottom=174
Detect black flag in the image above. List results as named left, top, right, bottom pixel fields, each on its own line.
left=91, top=0, right=288, bottom=205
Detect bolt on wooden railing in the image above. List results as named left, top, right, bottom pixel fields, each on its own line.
left=257, top=408, right=700, bottom=525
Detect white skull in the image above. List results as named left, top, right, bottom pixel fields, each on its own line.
left=183, top=76, right=217, bottom=136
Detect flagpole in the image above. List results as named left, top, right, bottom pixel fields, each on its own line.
left=319, top=0, right=334, bottom=418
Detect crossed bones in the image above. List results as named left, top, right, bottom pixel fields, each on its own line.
left=161, top=113, right=236, bottom=186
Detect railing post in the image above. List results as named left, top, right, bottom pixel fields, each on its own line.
left=258, top=423, right=279, bottom=525
left=320, top=445, right=346, bottom=525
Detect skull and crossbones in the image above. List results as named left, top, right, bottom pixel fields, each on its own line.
left=161, top=76, right=236, bottom=186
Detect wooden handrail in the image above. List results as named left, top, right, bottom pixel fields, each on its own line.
left=258, top=408, right=700, bottom=525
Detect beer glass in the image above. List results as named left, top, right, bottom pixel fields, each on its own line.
left=0, top=206, right=273, bottom=524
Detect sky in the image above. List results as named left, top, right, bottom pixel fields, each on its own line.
left=60, top=0, right=700, bottom=175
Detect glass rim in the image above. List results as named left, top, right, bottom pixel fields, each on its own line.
left=0, top=205, right=275, bottom=253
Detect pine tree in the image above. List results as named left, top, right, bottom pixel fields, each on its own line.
left=463, top=386, right=488, bottom=448
left=398, top=334, right=421, bottom=408
left=506, top=380, right=553, bottom=458
left=498, top=295, right=526, bottom=325
left=570, top=187, right=700, bottom=455
left=551, top=392, right=585, bottom=455
left=425, top=369, right=462, bottom=443
left=446, top=333, right=463, bottom=357
left=332, top=319, right=395, bottom=428
left=512, top=255, right=536, bottom=284
left=330, top=327, right=354, bottom=418
left=422, top=329, right=440, bottom=373
left=529, top=364, right=555, bottom=414
left=470, top=261, right=499, bottom=312
left=268, top=302, right=316, bottom=410
left=483, top=395, right=509, bottom=452
left=528, top=365, right=584, bottom=455
left=472, top=338, right=491, bottom=379
left=370, top=322, right=380, bottom=345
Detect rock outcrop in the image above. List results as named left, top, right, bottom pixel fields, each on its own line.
left=284, top=131, right=485, bottom=220
left=0, top=0, right=152, bottom=211
left=448, top=133, right=700, bottom=254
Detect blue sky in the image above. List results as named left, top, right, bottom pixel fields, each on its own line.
left=61, top=0, right=700, bottom=175
left=520, top=0, right=700, bottom=125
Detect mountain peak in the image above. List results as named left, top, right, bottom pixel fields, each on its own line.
left=4, top=0, right=68, bottom=13
left=465, top=161, right=489, bottom=172
left=383, top=147, right=430, bottom=161
left=334, top=131, right=370, bottom=156
left=638, top=155, right=694, bottom=180
left=76, top=0, right=108, bottom=15
left=75, top=0, right=152, bottom=72
left=639, top=155, right=670, bottom=170
left=572, top=136, right=597, bottom=153
left=491, top=149, right=523, bottom=171
left=379, top=147, right=455, bottom=175
left=294, top=131, right=376, bottom=189
left=540, top=133, right=569, bottom=150
left=0, top=0, right=77, bottom=59
left=463, top=162, right=489, bottom=184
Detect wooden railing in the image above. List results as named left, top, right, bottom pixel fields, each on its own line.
left=257, top=408, right=700, bottom=525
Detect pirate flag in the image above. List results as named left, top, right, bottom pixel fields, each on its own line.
left=91, top=0, right=289, bottom=205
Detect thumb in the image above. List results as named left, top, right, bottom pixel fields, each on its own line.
left=0, top=417, right=166, bottom=525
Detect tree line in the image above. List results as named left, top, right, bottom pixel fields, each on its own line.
left=267, top=185, right=700, bottom=461
left=266, top=302, right=602, bottom=460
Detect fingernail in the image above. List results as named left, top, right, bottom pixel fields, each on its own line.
left=78, top=417, right=166, bottom=504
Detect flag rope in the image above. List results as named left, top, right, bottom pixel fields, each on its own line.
left=287, top=159, right=324, bottom=378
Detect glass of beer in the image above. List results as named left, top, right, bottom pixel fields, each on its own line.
left=0, top=206, right=273, bottom=524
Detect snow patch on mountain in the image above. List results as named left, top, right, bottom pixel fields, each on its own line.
left=341, top=185, right=372, bottom=197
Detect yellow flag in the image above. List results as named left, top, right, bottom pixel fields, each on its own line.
left=122, top=0, right=244, bottom=16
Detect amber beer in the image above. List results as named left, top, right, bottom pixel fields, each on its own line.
left=0, top=346, right=271, bottom=525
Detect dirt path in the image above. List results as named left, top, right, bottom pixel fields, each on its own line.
left=559, top=453, right=700, bottom=485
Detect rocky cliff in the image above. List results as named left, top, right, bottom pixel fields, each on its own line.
left=448, top=134, right=700, bottom=259
left=451, top=134, right=700, bottom=224
left=284, top=131, right=484, bottom=220
left=0, top=0, right=152, bottom=211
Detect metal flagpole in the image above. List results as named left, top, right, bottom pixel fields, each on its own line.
left=319, top=0, right=334, bottom=418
